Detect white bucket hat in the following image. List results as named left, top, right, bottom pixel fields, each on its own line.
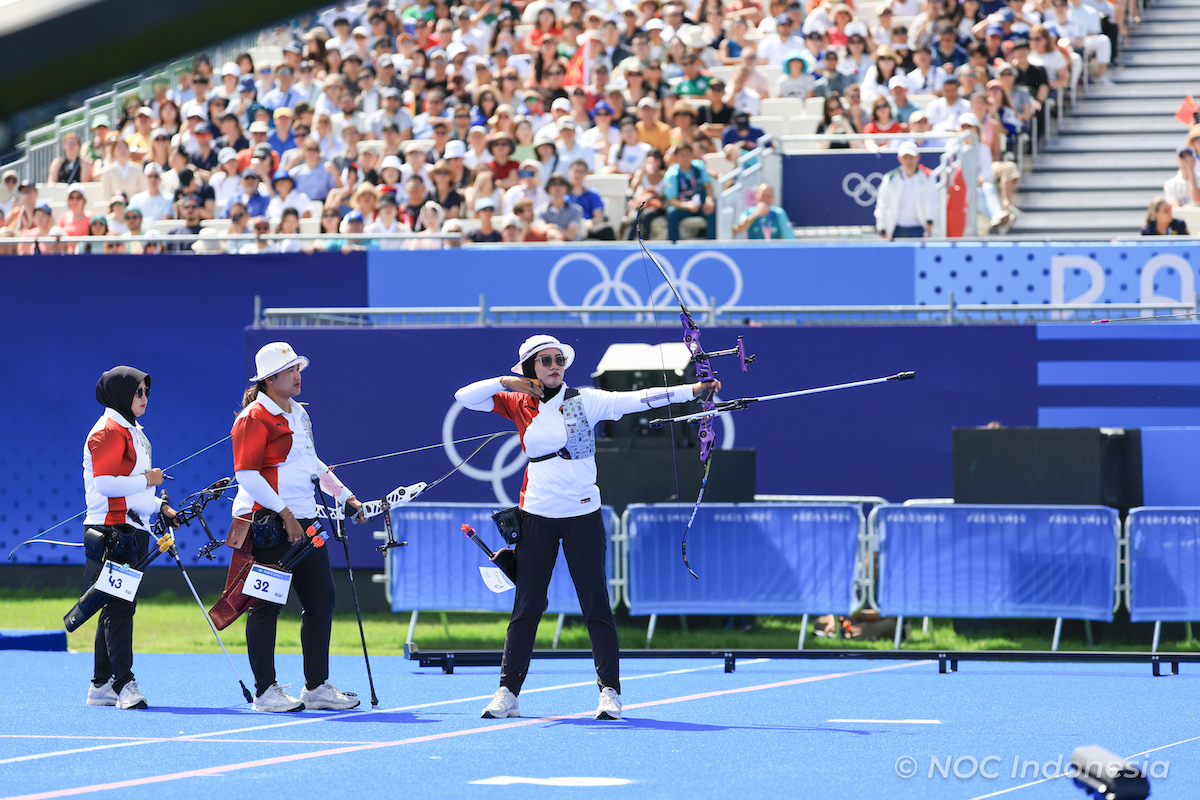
left=251, top=341, right=310, bottom=382
left=512, top=335, right=576, bottom=374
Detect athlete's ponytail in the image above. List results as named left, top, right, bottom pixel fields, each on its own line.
left=242, top=380, right=267, bottom=409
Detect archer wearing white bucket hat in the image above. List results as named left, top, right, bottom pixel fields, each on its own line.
left=226, top=340, right=362, bottom=715
left=456, top=335, right=720, bottom=724
left=249, top=341, right=310, bottom=382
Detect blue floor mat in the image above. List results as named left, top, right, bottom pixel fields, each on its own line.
left=0, top=652, right=1194, bottom=800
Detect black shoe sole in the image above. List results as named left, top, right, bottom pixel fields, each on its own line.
left=120, top=701, right=149, bottom=710
left=596, top=711, right=620, bottom=720
left=481, top=711, right=519, bottom=719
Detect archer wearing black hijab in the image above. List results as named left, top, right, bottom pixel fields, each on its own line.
left=82, top=365, right=176, bottom=710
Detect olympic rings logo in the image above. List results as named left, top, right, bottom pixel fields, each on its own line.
left=547, top=250, right=744, bottom=311
left=842, top=172, right=885, bottom=207
left=441, top=399, right=736, bottom=505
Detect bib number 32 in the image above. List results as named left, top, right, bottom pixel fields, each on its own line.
left=243, top=565, right=292, bottom=604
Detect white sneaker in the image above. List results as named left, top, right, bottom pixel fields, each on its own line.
left=481, top=686, right=520, bottom=719
left=252, top=682, right=304, bottom=713
left=86, top=679, right=118, bottom=706
left=595, top=686, right=622, bottom=720
left=300, top=681, right=360, bottom=710
left=115, top=680, right=148, bottom=709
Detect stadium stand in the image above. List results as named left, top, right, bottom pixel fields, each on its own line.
left=0, top=0, right=1178, bottom=249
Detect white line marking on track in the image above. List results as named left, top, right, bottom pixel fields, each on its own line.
left=0, top=659, right=763, bottom=765
left=0, top=660, right=927, bottom=800
left=828, top=719, right=941, bottom=724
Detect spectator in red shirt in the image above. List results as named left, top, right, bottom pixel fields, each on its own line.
left=486, top=131, right=520, bottom=189
left=864, top=97, right=906, bottom=147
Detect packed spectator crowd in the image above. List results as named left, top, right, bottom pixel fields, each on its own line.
left=0, top=0, right=1124, bottom=252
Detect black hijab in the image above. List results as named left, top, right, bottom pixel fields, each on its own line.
left=96, top=366, right=150, bottom=426
left=521, top=356, right=563, bottom=404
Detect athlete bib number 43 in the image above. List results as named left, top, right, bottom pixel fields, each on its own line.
left=95, top=561, right=143, bottom=601
left=242, top=565, right=293, bottom=604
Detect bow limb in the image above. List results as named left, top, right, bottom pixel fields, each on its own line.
left=637, top=203, right=707, bottom=578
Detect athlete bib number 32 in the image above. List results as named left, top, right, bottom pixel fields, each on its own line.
left=242, top=565, right=292, bottom=604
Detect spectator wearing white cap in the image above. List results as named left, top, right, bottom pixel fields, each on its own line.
left=208, top=147, right=244, bottom=211
left=443, top=139, right=472, bottom=190
left=636, top=97, right=672, bottom=152
left=56, top=183, right=92, bottom=237
left=125, top=107, right=156, bottom=162
left=131, top=162, right=173, bottom=223
left=956, top=112, right=1015, bottom=233
left=216, top=62, right=243, bottom=102
left=874, top=141, right=935, bottom=239
left=467, top=197, right=502, bottom=242
left=502, top=159, right=549, bottom=215
left=889, top=76, right=920, bottom=123
left=555, top=118, right=595, bottom=173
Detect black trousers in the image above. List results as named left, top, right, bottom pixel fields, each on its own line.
left=82, top=528, right=149, bottom=693
left=500, top=510, right=620, bottom=695
left=245, top=519, right=335, bottom=696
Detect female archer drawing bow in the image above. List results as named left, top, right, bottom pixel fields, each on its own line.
left=455, top=334, right=719, bottom=723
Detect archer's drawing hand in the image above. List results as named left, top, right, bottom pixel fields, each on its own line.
left=501, top=376, right=544, bottom=398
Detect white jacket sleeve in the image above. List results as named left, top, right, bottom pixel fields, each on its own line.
left=316, top=464, right=354, bottom=504
left=93, top=474, right=150, bottom=497
left=455, top=377, right=506, bottom=412
left=235, top=469, right=287, bottom=513
left=584, top=384, right=696, bottom=422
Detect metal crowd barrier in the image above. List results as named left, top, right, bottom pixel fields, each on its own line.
left=622, top=502, right=866, bottom=647
left=1126, top=508, right=1200, bottom=652
left=253, top=298, right=1198, bottom=327
left=379, top=503, right=620, bottom=649
left=872, top=504, right=1122, bottom=650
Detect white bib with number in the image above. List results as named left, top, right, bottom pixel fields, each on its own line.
left=243, top=565, right=293, bottom=604
left=96, top=561, right=143, bottom=601
left=478, top=566, right=516, bottom=593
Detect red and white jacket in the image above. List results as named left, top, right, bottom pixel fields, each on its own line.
left=455, top=378, right=694, bottom=519
left=83, top=408, right=161, bottom=532
left=230, top=393, right=351, bottom=520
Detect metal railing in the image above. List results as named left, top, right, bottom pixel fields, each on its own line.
left=250, top=297, right=1199, bottom=327
left=715, top=134, right=782, bottom=241
left=4, top=28, right=270, bottom=182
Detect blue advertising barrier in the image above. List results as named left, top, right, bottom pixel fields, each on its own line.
left=366, top=243, right=916, bottom=308
left=369, top=240, right=1200, bottom=312
left=779, top=151, right=942, bottom=228
left=1127, top=508, right=1200, bottom=623
left=624, top=503, right=863, bottom=616
left=386, top=503, right=619, bottom=614
left=875, top=505, right=1119, bottom=621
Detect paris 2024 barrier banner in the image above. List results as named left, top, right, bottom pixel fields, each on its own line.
left=367, top=240, right=1200, bottom=310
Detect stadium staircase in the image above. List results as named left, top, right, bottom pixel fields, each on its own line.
left=1012, top=0, right=1198, bottom=238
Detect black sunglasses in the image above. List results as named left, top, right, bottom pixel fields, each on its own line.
left=536, top=355, right=568, bottom=367
left=135, top=387, right=151, bottom=398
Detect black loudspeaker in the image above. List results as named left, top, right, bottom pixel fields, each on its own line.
left=594, top=363, right=698, bottom=444
left=595, top=446, right=756, bottom=516
left=952, top=428, right=1143, bottom=512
